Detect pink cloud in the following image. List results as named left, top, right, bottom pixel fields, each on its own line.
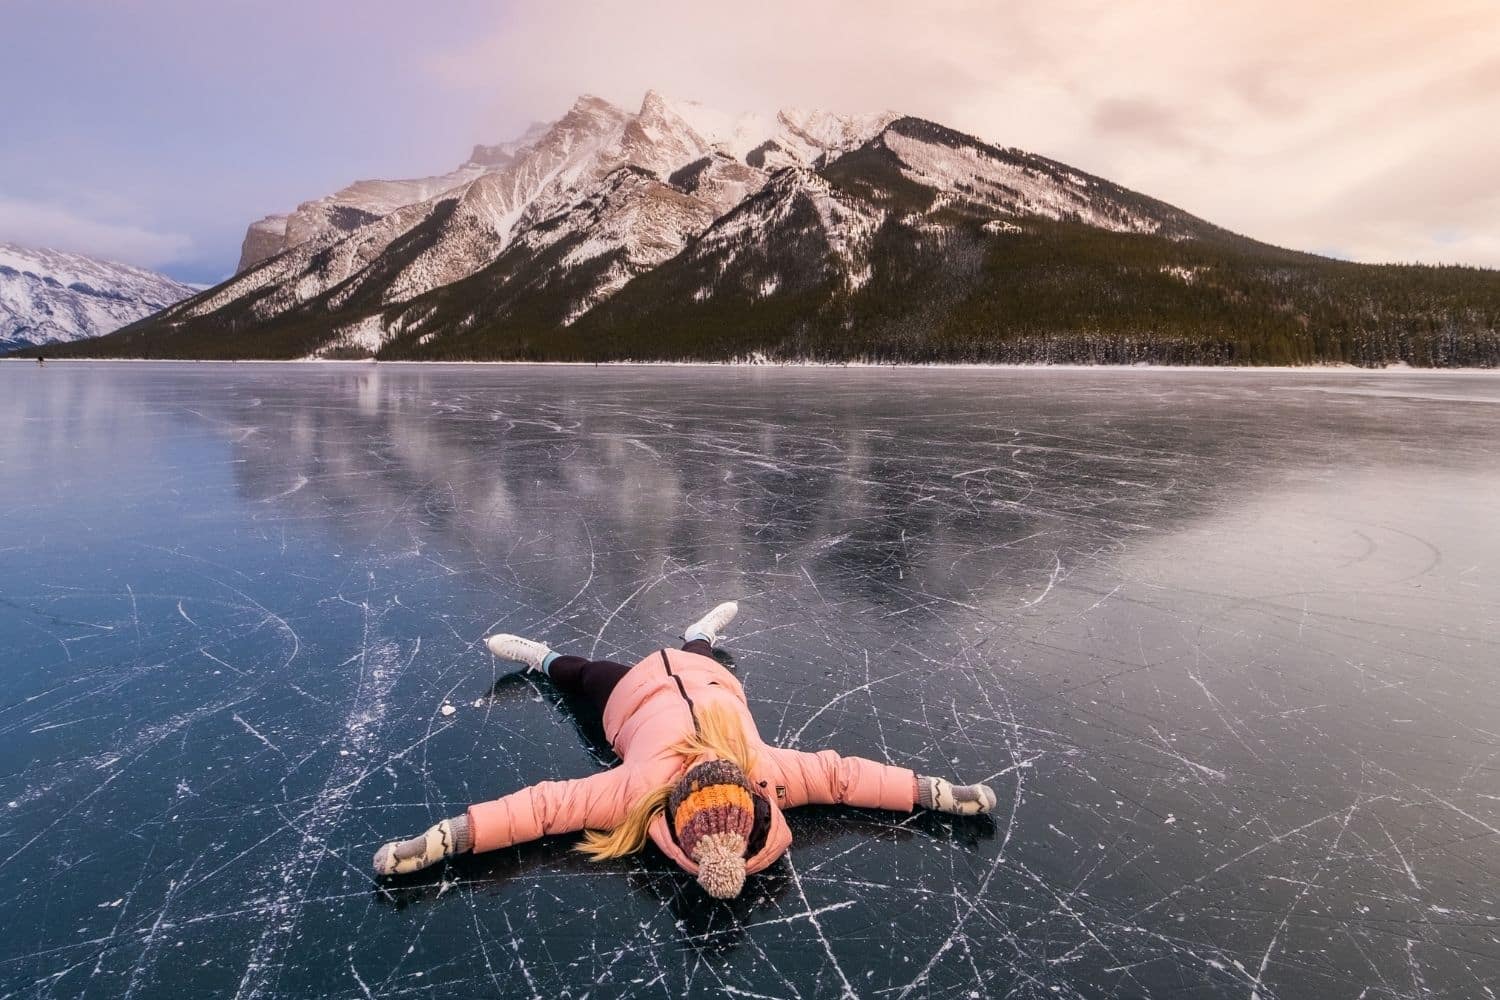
left=425, top=0, right=1500, bottom=267
left=0, top=197, right=192, bottom=269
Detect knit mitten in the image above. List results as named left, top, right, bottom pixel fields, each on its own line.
left=917, top=776, right=996, bottom=815
left=372, top=814, right=473, bottom=876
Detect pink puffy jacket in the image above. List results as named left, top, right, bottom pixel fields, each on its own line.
left=467, top=648, right=917, bottom=875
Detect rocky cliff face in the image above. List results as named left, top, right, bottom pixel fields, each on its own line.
left=237, top=215, right=290, bottom=272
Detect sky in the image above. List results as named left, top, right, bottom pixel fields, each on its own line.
left=2, top=0, right=1497, bottom=283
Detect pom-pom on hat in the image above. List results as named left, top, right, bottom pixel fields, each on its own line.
left=669, top=758, right=755, bottom=898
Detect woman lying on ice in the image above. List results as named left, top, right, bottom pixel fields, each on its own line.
left=372, top=602, right=997, bottom=899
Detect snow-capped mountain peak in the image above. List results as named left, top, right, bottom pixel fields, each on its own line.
left=775, top=107, right=902, bottom=163
left=641, top=93, right=770, bottom=161
left=115, top=91, right=1218, bottom=360
left=0, top=242, right=198, bottom=350
left=48, top=89, right=1494, bottom=368
left=230, top=90, right=903, bottom=281
left=465, top=119, right=552, bottom=169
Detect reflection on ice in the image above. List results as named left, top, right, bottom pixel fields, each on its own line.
left=1, top=362, right=1497, bottom=998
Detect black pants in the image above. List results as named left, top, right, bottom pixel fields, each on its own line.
left=547, top=639, right=714, bottom=721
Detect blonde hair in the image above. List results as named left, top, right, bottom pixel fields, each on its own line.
left=576, top=703, right=758, bottom=861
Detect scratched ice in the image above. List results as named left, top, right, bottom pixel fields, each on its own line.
left=1, top=362, right=1498, bottom=999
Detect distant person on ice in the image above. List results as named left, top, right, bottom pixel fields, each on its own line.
left=373, top=602, right=996, bottom=899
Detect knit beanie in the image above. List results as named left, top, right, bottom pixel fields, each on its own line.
left=669, top=759, right=755, bottom=899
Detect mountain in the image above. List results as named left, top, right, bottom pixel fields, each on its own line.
left=0, top=243, right=197, bottom=351
left=34, top=93, right=1500, bottom=367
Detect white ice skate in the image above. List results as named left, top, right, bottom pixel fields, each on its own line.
left=684, top=601, right=739, bottom=647
left=485, top=633, right=551, bottom=672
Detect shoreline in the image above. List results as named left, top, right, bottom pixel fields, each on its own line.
left=5, top=357, right=1498, bottom=375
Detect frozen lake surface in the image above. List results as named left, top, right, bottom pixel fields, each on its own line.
left=1, top=362, right=1498, bottom=999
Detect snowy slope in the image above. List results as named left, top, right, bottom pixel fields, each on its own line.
left=688, top=167, right=888, bottom=295
left=179, top=96, right=637, bottom=328
left=0, top=243, right=197, bottom=350
left=380, top=96, right=638, bottom=303
left=72, top=91, right=1264, bottom=362
left=232, top=95, right=634, bottom=276
left=332, top=166, right=725, bottom=357
left=231, top=91, right=899, bottom=288
left=237, top=168, right=485, bottom=271
left=649, top=95, right=898, bottom=165
left=372, top=164, right=891, bottom=359
left=667, top=153, right=770, bottom=217
left=873, top=118, right=1199, bottom=236
left=776, top=107, right=901, bottom=163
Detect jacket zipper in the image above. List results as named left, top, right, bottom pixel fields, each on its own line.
left=659, top=648, right=701, bottom=736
